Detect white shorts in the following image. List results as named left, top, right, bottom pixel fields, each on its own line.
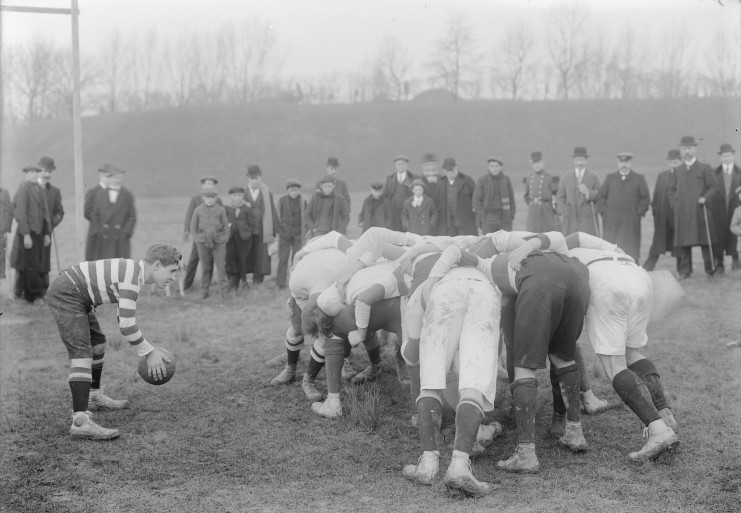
left=585, top=261, right=652, bottom=356
left=419, top=277, right=501, bottom=411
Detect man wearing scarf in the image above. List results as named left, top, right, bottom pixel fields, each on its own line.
left=473, top=157, right=516, bottom=234
left=244, top=165, right=279, bottom=285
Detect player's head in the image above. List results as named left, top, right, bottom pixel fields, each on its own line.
left=144, top=244, right=182, bottom=287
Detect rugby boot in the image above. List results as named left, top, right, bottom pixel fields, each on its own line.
left=443, top=451, right=495, bottom=497
left=88, top=388, right=130, bottom=411
left=581, top=390, right=611, bottom=415
left=269, top=364, right=296, bottom=386
left=628, top=421, right=679, bottom=463
left=402, top=450, right=439, bottom=485
left=69, top=411, right=120, bottom=440
left=351, top=363, right=383, bottom=384
left=301, top=374, right=323, bottom=402
left=311, top=393, right=342, bottom=418
left=496, top=443, right=540, bottom=474
left=477, top=421, right=504, bottom=447
left=265, top=352, right=287, bottom=367
left=550, top=412, right=566, bottom=439
left=559, top=421, right=588, bottom=452
left=659, top=407, right=679, bottom=433
left=341, top=358, right=358, bottom=381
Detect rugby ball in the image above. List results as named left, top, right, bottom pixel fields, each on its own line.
left=137, top=348, right=176, bottom=385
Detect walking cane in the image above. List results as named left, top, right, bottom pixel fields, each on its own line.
left=590, top=202, right=602, bottom=238
left=51, top=229, right=61, bottom=275
left=702, top=202, right=716, bottom=273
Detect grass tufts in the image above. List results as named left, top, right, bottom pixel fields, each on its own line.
left=344, top=382, right=384, bottom=433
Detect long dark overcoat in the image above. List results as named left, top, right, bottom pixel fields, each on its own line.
left=556, top=169, right=601, bottom=236
left=435, top=172, right=477, bottom=236
left=86, top=186, right=137, bottom=259
left=596, top=171, right=650, bottom=261
left=648, top=168, right=677, bottom=255
left=673, top=160, right=719, bottom=247
left=712, top=164, right=741, bottom=255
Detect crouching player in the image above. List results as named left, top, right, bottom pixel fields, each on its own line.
left=402, top=264, right=502, bottom=497
left=47, top=244, right=179, bottom=440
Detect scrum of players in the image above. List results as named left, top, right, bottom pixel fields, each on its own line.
left=268, top=227, right=681, bottom=497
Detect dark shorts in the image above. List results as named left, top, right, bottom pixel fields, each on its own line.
left=47, top=273, right=106, bottom=359
left=511, top=252, right=590, bottom=369
left=333, top=297, right=402, bottom=340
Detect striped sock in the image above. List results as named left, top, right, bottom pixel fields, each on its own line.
left=69, top=358, right=92, bottom=412
left=309, top=345, right=325, bottom=364
left=285, top=329, right=304, bottom=367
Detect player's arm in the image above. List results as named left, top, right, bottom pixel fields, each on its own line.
left=565, top=232, right=618, bottom=252
left=428, top=245, right=481, bottom=280
left=350, top=283, right=387, bottom=345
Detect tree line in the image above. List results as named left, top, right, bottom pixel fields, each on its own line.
left=1, top=1, right=738, bottom=125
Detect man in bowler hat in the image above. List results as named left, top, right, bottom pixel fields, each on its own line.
left=713, top=143, right=741, bottom=272
left=556, top=147, right=602, bottom=236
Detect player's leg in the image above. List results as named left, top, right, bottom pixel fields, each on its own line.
left=574, top=343, right=610, bottom=414
left=351, top=331, right=383, bottom=384
left=403, top=390, right=443, bottom=485
left=302, top=337, right=325, bottom=401
left=311, top=306, right=348, bottom=417
left=627, top=350, right=677, bottom=432
left=87, top=312, right=129, bottom=411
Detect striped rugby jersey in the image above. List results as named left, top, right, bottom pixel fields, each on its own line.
left=65, top=258, right=154, bottom=357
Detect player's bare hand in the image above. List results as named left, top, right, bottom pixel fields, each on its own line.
left=348, top=330, right=363, bottom=347
left=23, top=234, right=32, bottom=249
left=146, top=349, right=170, bottom=381
left=43, top=235, right=51, bottom=246
left=508, top=240, right=537, bottom=272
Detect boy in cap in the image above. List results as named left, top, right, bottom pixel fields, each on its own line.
left=524, top=151, right=559, bottom=232
left=225, top=185, right=253, bottom=293
left=306, top=175, right=349, bottom=238
left=358, top=182, right=390, bottom=233
left=85, top=164, right=137, bottom=260
left=402, top=179, right=438, bottom=236
left=0, top=184, right=12, bottom=296
left=643, top=150, right=681, bottom=271
left=37, top=156, right=65, bottom=296
left=244, top=165, right=278, bottom=286
left=46, top=243, right=179, bottom=440
left=316, top=157, right=351, bottom=212
left=190, top=185, right=229, bottom=299
left=382, top=155, right=418, bottom=231
left=277, top=180, right=307, bottom=288
left=11, top=163, right=51, bottom=304
left=596, top=153, right=650, bottom=262
left=183, top=175, right=223, bottom=291
left=473, top=157, right=516, bottom=234
left=714, top=143, right=740, bottom=272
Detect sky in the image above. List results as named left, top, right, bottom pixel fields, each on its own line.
left=2, top=0, right=739, bottom=79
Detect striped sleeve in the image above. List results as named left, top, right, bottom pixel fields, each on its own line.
left=117, top=260, right=154, bottom=357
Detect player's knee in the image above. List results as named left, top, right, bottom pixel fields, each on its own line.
left=91, top=343, right=106, bottom=356
left=286, top=327, right=304, bottom=349
left=417, top=390, right=443, bottom=406
left=548, top=353, right=574, bottom=368
left=459, top=388, right=485, bottom=414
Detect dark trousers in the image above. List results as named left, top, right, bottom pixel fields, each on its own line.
left=15, top=233, right=45, bottom=302
left=676, top=245, right=722, bottom=277
left=196, top=242, right=227, bottom=295
left=481, top=214, right=512, bottom=235
left=183, top=241, right=200, bottom=290
left=226, top=236, right=252, bottom=289
left=277, top=234, right=302, bottom=287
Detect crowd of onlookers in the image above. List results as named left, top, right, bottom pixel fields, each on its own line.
left=1, top=135, right=739, bottom=304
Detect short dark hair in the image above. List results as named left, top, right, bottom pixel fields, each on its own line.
left=144, top=244, right=182, bottom=267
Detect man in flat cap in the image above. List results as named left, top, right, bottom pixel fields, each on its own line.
left=713, top=143, right=740, bottom=272
left=643, top=150, right=681, bottom=271
left=183, top=175, right=223, bottom=291
left=276, top=180, right=307, bottom=289
left=10, top=164, right=51, bottom=305
left=382, top=155, right=418, bottom=232
left=315, top=157, right=351, bottom=214
left=596, top=153, right=650, bottom=261
left=244, top=165, right=279, bottom=286
left=85, top=164, right=137, bottom=260
left=420, top=153, right=442, bottom=221
left=473, top=157, right=516, bottom=234
left=673, top=136, right=721, bottom=279
left=556, top=147, right=602, bottom=236
left=437, top=158, right=477, bottom=236
left=306, top=175, right=350, bottom=238
left=524, top=152, right=559, bottom=232
left=37, top=157, right=64, bottom=297
left=358, top=182, right=390, bottom=233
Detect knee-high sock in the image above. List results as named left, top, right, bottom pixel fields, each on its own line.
left=549, top=365, right=566, bottom=415
left=511, top=378, right=538, bottom=444
left=305, top=357, right=324, bottom=380
left=323, top=338, right=345, bottom=394
left=613, top=369, right=661, bottom=426
left=573, top=345, right=591, bottom=393
left=453, top=401, right=484, bottom=453
left=628, top=359, right=669, bottom=411
left=285, top=330, right=304, bottom=366
left=69, top=358, right=92, bottom=412
left=555, top=364, right=581, bottom=423
left=416, top=396, right=442, bottom=452
left=91, top=353, right=104, bottom=389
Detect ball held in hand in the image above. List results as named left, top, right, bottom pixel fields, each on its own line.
left=137, top=348, right=176, bottom=385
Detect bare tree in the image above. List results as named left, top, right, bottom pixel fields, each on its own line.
left=372, top=36, right=414, bottom=101
left=654, top=24, right=693, bottom=97
left=547, top=0, right=589, bottom=100
left=706, top=29, right=740, bottom=96
left=605, top=24, right=644, bottom=99
left=10, top=38, right=56, bottom=123
left=494, top=21, right=536, bottom=100
left=223, top=19, right=280, bottom=104
left=102, top=30, right=126, bottom=113
left=427, top=12, right=482, bottom=99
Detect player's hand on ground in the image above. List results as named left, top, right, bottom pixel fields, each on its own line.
left=44, top=235, right=51, bottom=246
left=348, top=330, right=363, bottom=347
left=23, top=234, right=32, bottom=249
left=146, top=348, right=172, bottom=381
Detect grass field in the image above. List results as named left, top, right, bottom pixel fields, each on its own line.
left=1, top=192, right=741, bottom=512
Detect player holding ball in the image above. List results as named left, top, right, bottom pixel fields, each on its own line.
left=46, top=243, right=180, bottom=440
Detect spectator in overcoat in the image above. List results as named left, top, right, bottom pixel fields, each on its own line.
left=524, top=151, right=559, bottom=232
left=436, top=157, right=477, bottom=236
left=712, top=143, right=741, bottom=272
left=596, top=153, right=650, bottom=262
left=673, top=136, right=721, bottom=279
left=183, top=175, right=222, bottom=291
left=225, top=185, right=253, bottom=292
left=306, top=175, right=349, bottom=238
left=37, top=156, right=64, bottom=295
left=402, top=178, right=438, bottom=236
left=85, top=164, right=136, bottom=260
left=556, top=147, right=601, bottom=236
left=382, top=155, right=417, bottom=231
left=643, top=149, right=681, bottom=271
left=244, top=164, right=279, bottom=286
left=358, top=182, right=390, bottom=233
left=190, top=185, right=229, bottom=299
left=277, top=179, right=307, bottom=289
left=473, top=156, right=516, bottom=233
left=315, top=157, right=351, bottom=213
